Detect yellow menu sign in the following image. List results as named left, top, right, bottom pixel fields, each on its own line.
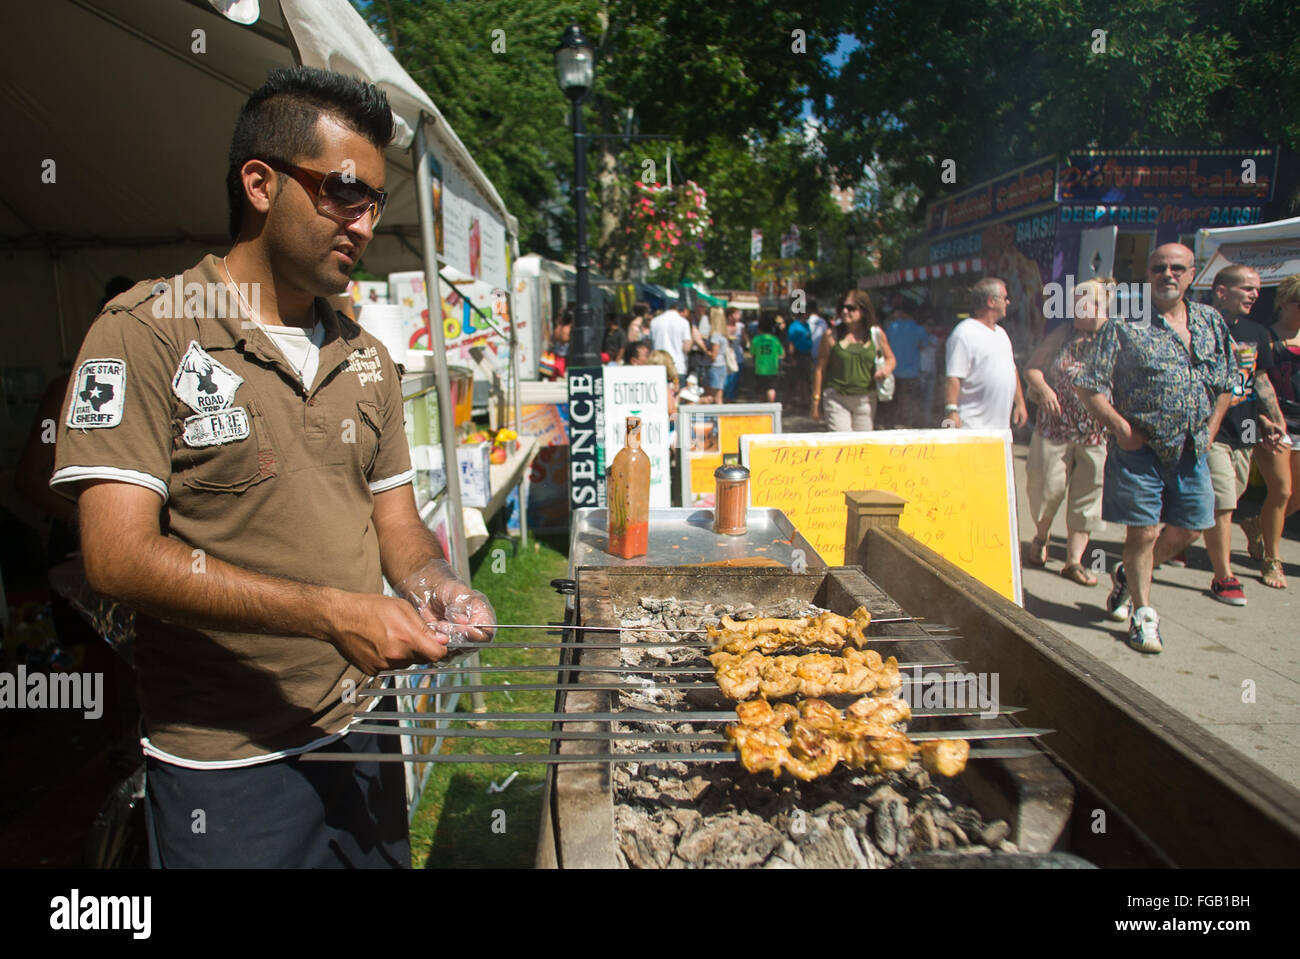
left=742, top=430, right=1021, bottom=603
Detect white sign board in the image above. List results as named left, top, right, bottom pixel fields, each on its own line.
left=1193, top=215, right=1300, bottom=289
left=602, top=365, right=672, bottom=507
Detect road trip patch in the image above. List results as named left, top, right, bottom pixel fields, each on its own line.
left=182, top=407, right=251, bottom=447
left=345, top=346, right=385, bottom=385
left=67, top=359, right=126, bottom=429
left=172, top=341, right=243, bottom=414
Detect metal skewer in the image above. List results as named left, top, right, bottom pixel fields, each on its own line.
left=361, top=676, right=984, bottom=697
left=382, top=659, right=964, bottom=678
left=362, top=706, right=1026, bottom=723
left=301, top=746, right=1044, bottom=765
left=480, top=615, right=922, bottom=632
left=347, top=724, right=1049, bottom=743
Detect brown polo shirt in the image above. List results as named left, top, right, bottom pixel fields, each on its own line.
left=53, top=254, right=414, bottom=765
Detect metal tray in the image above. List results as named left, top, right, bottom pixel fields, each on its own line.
left=569, top=507, right=824, bottom=572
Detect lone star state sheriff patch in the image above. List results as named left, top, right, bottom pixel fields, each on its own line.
left=67, top=359, right=126, bottom=429
left=172, top=341, right=243, bottom=415
left=182, top=407, right=251, bottom=447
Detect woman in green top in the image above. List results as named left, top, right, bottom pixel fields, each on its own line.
left=812, top=288, right=896, bottom=431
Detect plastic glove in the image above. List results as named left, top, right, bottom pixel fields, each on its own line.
left=395, top=559, right=496, bottom=649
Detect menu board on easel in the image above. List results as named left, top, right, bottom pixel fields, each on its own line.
left=741, top=430, right=1021, bottom=604
left=678, top=403, right=782, bottom=506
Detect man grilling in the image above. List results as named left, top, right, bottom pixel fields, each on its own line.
left=52, top=67, right=494, bottom=867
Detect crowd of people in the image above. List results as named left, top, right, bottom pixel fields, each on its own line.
left=546, top=249, right=1300, bottom=656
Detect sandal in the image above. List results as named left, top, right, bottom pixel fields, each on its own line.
left=1023, top=536, right=1048, bottom=567
left=1060, top=562, right=1099, bottom=587
left=1262, top=557, right=1287, bottom=589
left=1241, top=516, right=1264, bottom=562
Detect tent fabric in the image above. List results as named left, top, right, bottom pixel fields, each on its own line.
left=0, top=0, right=518, bottom=372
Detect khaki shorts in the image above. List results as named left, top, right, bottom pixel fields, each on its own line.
left=1026, top=432, right=1106, bottom=533
left=1207, top=441, right=1250, bottom=511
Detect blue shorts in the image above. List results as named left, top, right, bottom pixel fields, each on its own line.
left=1102, top=443, right=1214, bottom=530
left=705, top=366, right=727, bottom=390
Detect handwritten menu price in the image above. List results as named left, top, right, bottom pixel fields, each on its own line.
left=742, top=431, right=1021, bottom=603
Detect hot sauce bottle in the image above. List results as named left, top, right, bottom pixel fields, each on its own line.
left=607, top=415, right=651, bottom=558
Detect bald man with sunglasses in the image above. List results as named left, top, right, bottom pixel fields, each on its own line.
left=51, top=67, right=493, bottom=868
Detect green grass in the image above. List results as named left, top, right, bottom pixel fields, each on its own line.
left=409, top=533, right=570, bottom=868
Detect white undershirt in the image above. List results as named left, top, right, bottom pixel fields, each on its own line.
left=256, top=320, right=326, bottom=389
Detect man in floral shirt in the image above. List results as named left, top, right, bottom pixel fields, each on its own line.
left=1075, top=244, right=1232, bottom=654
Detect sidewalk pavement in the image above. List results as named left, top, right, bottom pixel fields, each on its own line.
left=1010, top=441, right=1300, bottom=789
left=763, top=397, right=1299, bottom=787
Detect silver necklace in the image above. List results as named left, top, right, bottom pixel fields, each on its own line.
left=222, top=257, right=310, bottom=381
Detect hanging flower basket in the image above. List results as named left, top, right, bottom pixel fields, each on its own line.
left=625, top=179, right=712, bottom=272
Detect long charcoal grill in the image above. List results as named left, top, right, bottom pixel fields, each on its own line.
left=533, top=564, right=1073, bottom=869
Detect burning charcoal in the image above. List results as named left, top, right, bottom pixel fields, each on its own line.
left=872, top=806, right=898, bottom=857
left=903, top=765, right=932, bottom=790
left=948, top=805, right=984, bottom=834
left=866, top=784, right=907, bottom=809
left=615, top=807, right=674, bottom=869
left=913, top=810, right=939, bottom=851
left=979, top=820, right=1010, bottom=846
left=932, top=809, right=968, bottom=845
left=797, top=823, right=860, bottom=869
left=639, top=597, right=671, bottom=613
left=763, top=855, right=797, bottom=869
left=730, top=603, right=758, bottom=620
left=956, top=844, right=992, bottom=855
left=668, top=808, right=701, bottom=833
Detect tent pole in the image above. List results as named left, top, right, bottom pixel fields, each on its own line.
left=413, top=116, right=486, bottom=714
left=52, top=251, right=69, bottom=362
left=412, top=117, right=471, bottom=584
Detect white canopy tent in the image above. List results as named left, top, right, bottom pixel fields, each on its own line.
left=1192, top=215, right=1300, bottom=290
left=2, top=0, right=523, bottom=577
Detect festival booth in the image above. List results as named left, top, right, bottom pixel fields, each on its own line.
left=1192, top=214, right=1300, bottom=296
left=0, top=0, right=535, bottom=812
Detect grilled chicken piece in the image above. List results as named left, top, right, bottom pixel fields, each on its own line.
left=707, top=607, right=877, bottom=654
left=713, top=648, right=901, bottom=701
left=846, top=696, right=912, bottom=726
left=796, top=698, right=841, bottom=729
left=920, top=739, right=971, bottom=777
left=726, top=725, right=790, bottom=776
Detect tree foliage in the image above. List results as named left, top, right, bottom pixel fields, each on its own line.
left=815, top=0, right=1300, bottom=212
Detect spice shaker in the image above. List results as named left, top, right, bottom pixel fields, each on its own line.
left=713, top=464, right=750, bottom=535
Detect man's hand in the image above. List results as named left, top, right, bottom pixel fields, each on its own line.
left=1258, top=411, right=1287, bottom=451
left=1012, top=400, right=1029, bottom=429
left=327, top=592, right=452, bottom=675
left=942, top=412, right=961, bottom=429
left=1115, top=421, right=1147, bottom=452
left=396, top=560, right=496, bottom=645
left=1035, top=385, right=1062, bottom=418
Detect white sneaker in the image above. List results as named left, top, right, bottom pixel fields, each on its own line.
left=1126, top=606, right=1163, bottom=654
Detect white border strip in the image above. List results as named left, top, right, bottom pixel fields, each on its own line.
left=50, top=465, right=168, bottom=501
left=369, top=467, right=416, bottom=493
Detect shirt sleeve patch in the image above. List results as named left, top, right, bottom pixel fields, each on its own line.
left=172, top=340, right=243, bottom=414
left=66, top=358, right=126, bottom=429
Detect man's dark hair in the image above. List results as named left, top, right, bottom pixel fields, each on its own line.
left=1212, top=264, right=1258, bottom=292
left=227, top=66, right=395, bottom=240
left=758, top=315, right=774, bottom=334
left=633, top=301, right=651, bottom=318
left=629, top=340, right=652, bottom=361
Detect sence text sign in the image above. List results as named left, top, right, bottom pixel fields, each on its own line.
left=742, top=430, right=1021, bottom=603
left=567, top=367, right=606, bottom=510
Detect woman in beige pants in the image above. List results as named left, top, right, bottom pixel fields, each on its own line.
left=1023, top=279, right=1111, bottom=585
left=811, top=289, right=896, bottom=430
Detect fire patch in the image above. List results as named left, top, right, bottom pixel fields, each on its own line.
left=172, top=341, right=242, bottom=414
left=182, top=407, right=251, bottom=447
left=67, top=359, right=126, bottom=429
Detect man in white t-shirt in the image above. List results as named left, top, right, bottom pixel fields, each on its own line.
left=943, top=277, right=1027, bottom=430
left=649, top=305, right=693, bottom=377
left=808, top=296, right=829, bottom=358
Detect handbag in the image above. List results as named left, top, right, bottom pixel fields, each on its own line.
left=872, top=326, right=895, bottom=402
left=723, top=336, right=739, bottom=374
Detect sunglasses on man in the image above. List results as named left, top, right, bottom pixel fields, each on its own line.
left=264, top=158, right=388, bottom=227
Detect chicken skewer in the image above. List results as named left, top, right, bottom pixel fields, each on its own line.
left=725, top=696, right=972, bottom=782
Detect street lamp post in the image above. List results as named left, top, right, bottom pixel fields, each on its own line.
left=555, top=24, right=599, bottom=369
left=845, top=223, right=859, bottom=290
